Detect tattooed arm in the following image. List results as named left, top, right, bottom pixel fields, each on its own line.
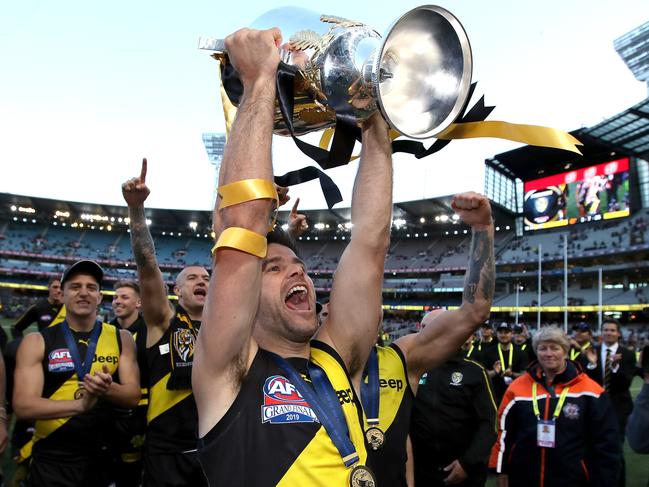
left=394, top=192, right=495, bottom=393
left=122, top=159, right=174, bottom=346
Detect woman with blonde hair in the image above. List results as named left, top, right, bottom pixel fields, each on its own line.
left=489, top=326, right=620, bottom=487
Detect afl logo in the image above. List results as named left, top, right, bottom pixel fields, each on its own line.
left=48, top=348, right=75, bottom=373
left=263, top=376, right=306, bottom=403
left=261, top=375, right=317, bottom=424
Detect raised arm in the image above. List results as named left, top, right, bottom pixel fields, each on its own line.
left=193, top=28, right=281, bottom=436
left=122, top=158, right=174, bottom=346
left=396, top=192, right=495, bottom=389
left=317, top=114, right=393, bottom=376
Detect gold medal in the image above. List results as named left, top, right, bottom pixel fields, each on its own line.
left=74, top=386, right=86, bottom=400
left=349, top=464, right=376, bottom=487
left=365, top=426, right=385, bottom=451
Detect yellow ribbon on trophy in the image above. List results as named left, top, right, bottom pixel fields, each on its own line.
left=436, top=120, right=582, bottom=154
left=319, top=120, right=582, bottom=156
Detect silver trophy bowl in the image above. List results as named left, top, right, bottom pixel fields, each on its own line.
left=199, top=5, right=472, bottom=140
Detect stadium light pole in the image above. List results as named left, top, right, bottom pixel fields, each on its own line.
left=515, top=280, right=519, bottom=326
left=564, top=233, right=568, bottom=333
left=537, top=243, right=542, bottom=330
left=598, top=267, right=603, bottom=332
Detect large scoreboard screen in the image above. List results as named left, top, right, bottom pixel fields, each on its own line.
left=523, top=158, right=630, bottom=231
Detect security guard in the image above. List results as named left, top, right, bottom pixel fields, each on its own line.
left=481, top=323, right=529, bottom=404
left=410, top=337, right=497, bottom=487
left=13, top=260, right=140, bottom=487
left=569, top=322, right=593, bottom=368
left=512, top=324, right=536, bottom=363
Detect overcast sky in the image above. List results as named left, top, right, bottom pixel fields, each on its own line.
left=0, top=0, right=647, bottom=211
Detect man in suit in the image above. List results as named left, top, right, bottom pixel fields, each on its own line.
left=585, top=318, right=636, bottom=486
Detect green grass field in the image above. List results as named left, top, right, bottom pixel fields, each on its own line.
left=0, top=319, right=646, bottom=485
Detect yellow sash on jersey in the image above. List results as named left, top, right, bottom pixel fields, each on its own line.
left=32, top=323, right=120, bottom=446
left=49, top=305, right=66, bottom=327
left=147, top=373, right=191, bottom=424
left=276, top=346, right=368, bottom=486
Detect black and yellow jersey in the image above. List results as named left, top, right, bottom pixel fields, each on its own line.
left=12, top=300, right=64, bottom=338
left=144, top=306, right=199, bottom=454
left=30, top=322, right=122, bottom=461
left=109, top=316, right=148, bottom=467
left=363, top=344, right=414, bottom=486
left=198, top=340, right=369, bottom=486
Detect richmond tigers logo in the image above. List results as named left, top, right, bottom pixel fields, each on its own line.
left=173, top=329, right=195, bottom=362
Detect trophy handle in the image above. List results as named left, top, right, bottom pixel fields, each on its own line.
left=198, top=36, right=226, bottom=53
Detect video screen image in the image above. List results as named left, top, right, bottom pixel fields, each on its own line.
left=523, top=158, right=630, bottom=231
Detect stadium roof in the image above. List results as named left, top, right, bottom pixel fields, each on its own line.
left=0, top=190, right=515, bottom=236
left=486, top=97, right=649, bottom=182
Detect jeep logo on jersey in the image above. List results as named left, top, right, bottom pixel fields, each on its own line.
left=48, top=348, right=75, bottom=373
left=261, top=375, right=318, bottom=424
left=173, top=329, right=195, bottom=362
left=92, top=354, right=119, bottom=365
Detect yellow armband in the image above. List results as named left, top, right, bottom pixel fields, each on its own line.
left=211, top=227, right=267, bottom=258
left=218, top=179, right=278, bottom=209
left=217, top=178, right=279, bottom=230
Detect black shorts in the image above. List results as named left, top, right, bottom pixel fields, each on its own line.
left=27, top=454, right=108, bottom=487
left=143, top=449, right=207, bottom=487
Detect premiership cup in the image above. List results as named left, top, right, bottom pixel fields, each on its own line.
left=199, top=5, right=473, bottom=140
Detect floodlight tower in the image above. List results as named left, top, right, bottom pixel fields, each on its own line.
left=203, top=132, right=226, bottom=206
left=614, top=21, right=649, bottom=94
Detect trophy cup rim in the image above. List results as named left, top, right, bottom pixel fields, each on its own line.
left=374, top=4, right=473, bottom=140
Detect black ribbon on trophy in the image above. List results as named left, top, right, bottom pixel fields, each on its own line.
left=202, top=5, right=582, bottom=209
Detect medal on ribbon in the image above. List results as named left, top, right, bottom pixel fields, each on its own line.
left=60, top=320, right=102, bottom=399
left=361, top=347, right=384, bottom=451
left=269, top=353, right=375, bottom=484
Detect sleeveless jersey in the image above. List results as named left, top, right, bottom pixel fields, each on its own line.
left=198, top=340, right=369, bottom=486
left=144, top=307, right=199, bottom=454
left=31, top=322, right=122, bottom=461
left=364, top=344, right=413, bottom=486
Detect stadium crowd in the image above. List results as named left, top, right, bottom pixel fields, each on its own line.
left=0, top=27, right=648, bottom=487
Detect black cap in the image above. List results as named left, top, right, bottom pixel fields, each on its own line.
left=61, top=260, right=104, bottom=287
left=572, top=322, right=591, bottom=332
left=497, top=322, right=512, bottom=332
left=512, top=325, right=524, bottom=334
left=480, top=321, right=492, bottom=329
left=316, top=301, right=323, bottom=314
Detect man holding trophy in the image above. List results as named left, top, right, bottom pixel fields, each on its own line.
left=192, top=25, right=393, bottom=486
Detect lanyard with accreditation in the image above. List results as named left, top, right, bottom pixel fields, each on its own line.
left=498, top=344, right=514, bottom=384
left=532, top=382, right=570, bottom=448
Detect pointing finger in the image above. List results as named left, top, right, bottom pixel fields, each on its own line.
left=140, top=158, right=147, bottom=184
left=291, top=197, right=300, bottom=215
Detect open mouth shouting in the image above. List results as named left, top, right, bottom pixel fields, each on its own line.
left=284, top=285, right=310, bottom=312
